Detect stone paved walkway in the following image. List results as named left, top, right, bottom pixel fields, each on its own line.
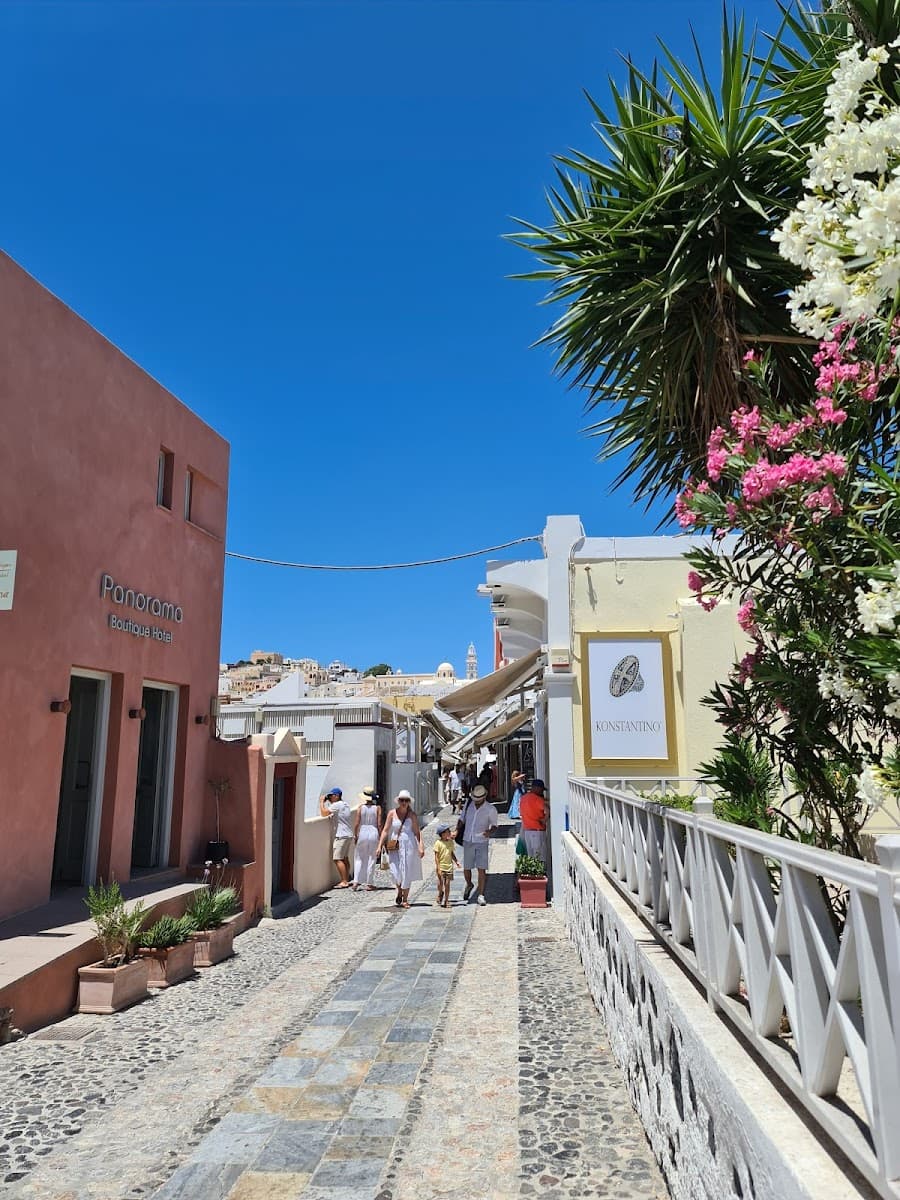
left=0, top=812, right=666, bottom=1200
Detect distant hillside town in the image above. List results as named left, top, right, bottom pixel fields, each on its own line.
left=218, top=643, right=478, bottom=710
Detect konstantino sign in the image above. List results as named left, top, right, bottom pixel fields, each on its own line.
left=581, top=634, right=674, bottom=767
left=100, top=572, right=182, bottom=644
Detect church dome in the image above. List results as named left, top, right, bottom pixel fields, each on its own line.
left=436, top=662, right=455, bottom=679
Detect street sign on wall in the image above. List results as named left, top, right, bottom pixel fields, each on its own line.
left=0, top=550, right=17, bottom=611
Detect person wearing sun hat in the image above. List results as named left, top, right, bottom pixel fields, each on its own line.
left=461, top=782, right=498, bottom=905
left=352, top=787, right=383, bottom=891
left=376, top=789, right=424, bottom=907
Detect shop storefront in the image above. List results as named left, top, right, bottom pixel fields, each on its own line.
left=0, top=252, right=229, bottom=922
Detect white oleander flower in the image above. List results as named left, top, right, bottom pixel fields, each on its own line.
left=856, top=761, right=892, bottom=810
left=774, top=41, right=900, bottom=334
left=817, top=668, right=868, bottom=708
left=856, top=578, right=900, bottom=633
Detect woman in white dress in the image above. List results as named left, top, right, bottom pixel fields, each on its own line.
left=352, top=787, right=383, bottom=891
left=376, top=790, right=424, bottom=908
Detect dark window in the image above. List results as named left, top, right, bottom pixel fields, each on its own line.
left=157, top=449, right=174, bottom=509
left=184, top=469, right=194, bottom=521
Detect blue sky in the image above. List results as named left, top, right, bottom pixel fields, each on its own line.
left=2, top=0, right=785, bottom=674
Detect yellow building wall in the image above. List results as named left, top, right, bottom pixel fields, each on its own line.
left=570, top=556, right=747, bottom=780
left=381, top=694, right=435, bottom=715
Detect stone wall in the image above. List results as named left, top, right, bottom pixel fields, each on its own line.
left=562, top=833, right=875, bottom=1200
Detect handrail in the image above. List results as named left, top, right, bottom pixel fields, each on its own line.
left=568, top=774, right=900, bottom=1199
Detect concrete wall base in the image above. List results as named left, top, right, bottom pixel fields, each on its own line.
left=562, top=833, right=876, bottom=1200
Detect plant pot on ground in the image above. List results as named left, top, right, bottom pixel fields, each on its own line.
left=78, top=881, right=150, bottom=1014
left=516, top=854, right=548, bottom=909
left=187, top=884, right=239, bottom=967
left=138, top=915, right=198, bottom=988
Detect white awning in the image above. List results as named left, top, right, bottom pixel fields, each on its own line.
left=442, top=709, right=500, bottom=761
left=436, top=648, right=543, bottom=721
left=474, top=706, right=533, bottom=750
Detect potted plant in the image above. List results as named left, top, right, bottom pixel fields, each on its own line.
left=187, top=883, right=238, bottom=967
left=138, top=914, right=197, bottom=988
left=205, top=776, right=231, bottom=863
left=515, top=854, right=548, bottom=909
left=77, top=881, right=150, bottom=1014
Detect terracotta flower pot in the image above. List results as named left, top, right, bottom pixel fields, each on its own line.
left=77, top=958, right=150, bottom=1014
left=518, top=876, right=548, bottom=909
left=192, top=923, right=235, bottom=967
left=139, top=941, right=197, bottom=988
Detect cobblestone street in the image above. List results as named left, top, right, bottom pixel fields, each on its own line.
left=0, top=814, right=666, bottom=1200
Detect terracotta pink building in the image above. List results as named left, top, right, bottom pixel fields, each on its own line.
left=0, top=252, right=229, bottom=922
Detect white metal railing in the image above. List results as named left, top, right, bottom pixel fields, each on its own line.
left=598, top=776, right=714, bottom=799
left=304, top=740, right=333, bottom=766
left=568, top=775, right=900, bottom=1200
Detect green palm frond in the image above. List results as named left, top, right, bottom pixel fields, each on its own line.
left=511, top=11, right=818, bottom=508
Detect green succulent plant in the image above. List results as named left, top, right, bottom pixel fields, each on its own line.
left=187, top=886, right=238, bottom=931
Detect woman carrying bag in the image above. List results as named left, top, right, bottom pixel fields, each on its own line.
left=376, top=789, right=424, bottom=908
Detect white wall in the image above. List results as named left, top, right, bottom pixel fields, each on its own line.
left=303, top=725, right=376, bottom=817
left=389, top=761, right=440, bottom=819
left=563, top=835, right=868, bottom=1200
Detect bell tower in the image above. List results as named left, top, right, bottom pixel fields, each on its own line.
left=466, top=642, right=477, bottom=681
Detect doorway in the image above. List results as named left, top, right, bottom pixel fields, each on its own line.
left=131, top=683, right=178, bottom=870
left=53, top=672, right=109, bottom=885
left=271, top=771, right=296, bottom=902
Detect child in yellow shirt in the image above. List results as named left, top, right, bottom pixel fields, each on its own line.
left=433, top=824, right=460, bottom=908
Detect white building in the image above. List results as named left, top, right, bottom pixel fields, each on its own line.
left=218, top=675, right=446, bottom=818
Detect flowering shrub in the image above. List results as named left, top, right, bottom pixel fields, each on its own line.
left=677, top=40, right=900, bottom=859
left=774, top=40, right=900, bottom=336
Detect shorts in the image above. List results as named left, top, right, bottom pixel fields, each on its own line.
left=440, top=869, right=454, bottom=880
left=463, top=842, right=489, bottom=871
left=333, top=836, right=354, bottom=862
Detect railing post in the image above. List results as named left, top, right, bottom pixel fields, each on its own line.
left=871, top=835, right=900, bottom=1182
left=691, top=795, right=718, bottom=1003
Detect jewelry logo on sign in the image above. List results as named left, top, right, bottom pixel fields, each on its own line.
left=609, top=654, right=644, bottom=698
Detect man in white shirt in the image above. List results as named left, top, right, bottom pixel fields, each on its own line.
left=461, top=783, right=498, bottom=906
left=319, top=787, right=354, bottom=888
left=449, top=766, right=461, bottom=813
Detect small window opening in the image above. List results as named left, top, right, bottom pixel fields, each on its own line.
left=157, top=449, right=174, bottom=509
left=184, top=469, right=194, bottom=521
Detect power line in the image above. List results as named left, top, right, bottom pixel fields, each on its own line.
left=225, top=535, right=542, bottom=572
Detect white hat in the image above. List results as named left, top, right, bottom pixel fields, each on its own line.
left=472, top=784, right=488, bottom=799
left=396, top=789, right=412, bottom=801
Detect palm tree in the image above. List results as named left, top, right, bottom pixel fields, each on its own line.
left=510, top=11, right=838, bottom=508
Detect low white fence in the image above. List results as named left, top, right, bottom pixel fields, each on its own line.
left=568, top=776, right=900, bottom=1200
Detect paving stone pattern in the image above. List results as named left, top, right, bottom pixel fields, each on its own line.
left=517, top=909, right=667, bottom=1199
left=0, top=811, right=668, bottom=1200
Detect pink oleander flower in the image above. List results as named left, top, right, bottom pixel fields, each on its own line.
left=675, top=490, right=698, bottom=529
left=736, top=598, right=758, bottom=635
left=699, top=595, right=719, bottom=612
left=725, top=501, right=740, bottom=524
left=815, top=396, right=848, bottom=425
left=730, top=406, right=762, bottom=446
left=742, top=349, right=758, bottom=364
left=804, top=484, right=843, bottom=522
left=737, top=649, right=759, bottom=683
left=687, top=570, right=705, bottom=595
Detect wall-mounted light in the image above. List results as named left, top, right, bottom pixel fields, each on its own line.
left=129, top=707, right=147, bottom=720
left=195, top=713, right=210, bottom=725
left=50, top=699, right=72, bottom=714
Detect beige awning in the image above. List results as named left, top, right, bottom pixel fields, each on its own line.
left=436, top=648, right=543, bottom=720
left=420, top=708, right=456, bottom=744
left=474, top=706, right=533, bottom=750
left=442, top=709, right=500, bottom=761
